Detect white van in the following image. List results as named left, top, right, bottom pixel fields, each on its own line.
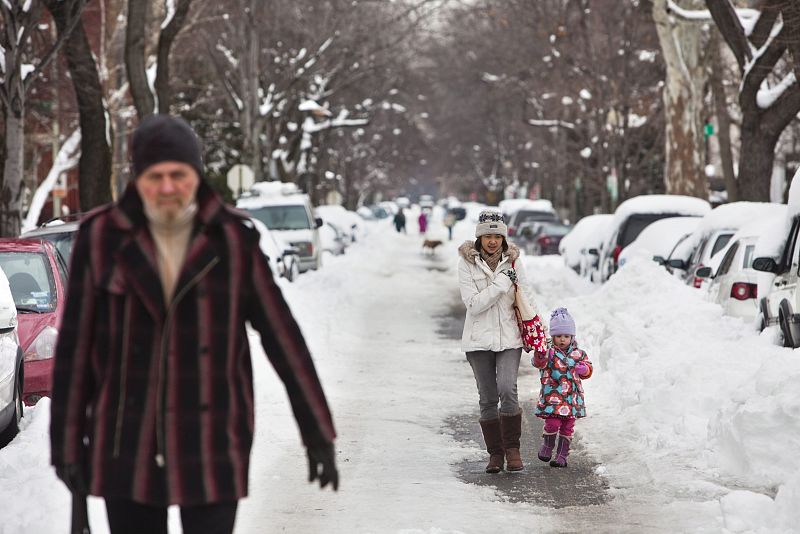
left=237, top=182, right=323, bottom=273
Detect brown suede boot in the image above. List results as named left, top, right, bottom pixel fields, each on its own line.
left=500, top=412, right=524, bottom=471
left=479, top=419, right=504, bottom=473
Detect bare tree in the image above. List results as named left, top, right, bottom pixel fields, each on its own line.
left=653, top=0, right=710, bottom=199
left=706, top=0, right=800, bottom=200
left=0, top=0, right=87, bottom=236
left=44, top=0, right=113, bottom=210
left=125, top=0, right=193, bottom=118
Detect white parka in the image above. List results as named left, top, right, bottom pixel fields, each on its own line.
left=458, top=241, right=533, bottom=353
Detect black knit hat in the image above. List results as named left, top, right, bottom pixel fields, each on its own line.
left=131, top=114, right=204, bottom=178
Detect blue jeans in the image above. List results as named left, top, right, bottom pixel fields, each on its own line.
left=466, top=348, right=522, bottom=420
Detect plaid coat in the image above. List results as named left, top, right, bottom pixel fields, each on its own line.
left=50, top=182, right=336, bottom=506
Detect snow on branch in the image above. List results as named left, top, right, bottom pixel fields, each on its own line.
left=528, top=118, right=576, bottom=130
left=757, top=71, right=796, bottom=109
left=22, top=129, right=81, bottom=233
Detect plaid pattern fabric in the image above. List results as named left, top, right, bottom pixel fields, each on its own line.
left=50, top=182, right=335, bottom=506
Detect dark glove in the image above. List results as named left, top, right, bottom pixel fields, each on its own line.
left=55, top=464, right=88, bottom=495
left=307, top=443, right=339, bottom=491
left=502, top=268, right=518, bottom=284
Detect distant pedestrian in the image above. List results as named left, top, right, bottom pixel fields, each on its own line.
left=418, top=211, right=428, bottom=234
left=394, top=208, right=406, bottom=233
left=532, top=307, right=593, bottom=467
left=444, top=211, right=456, bottom=241
left=50, top=115, right=338, bottom=534
left=458, top=209, right=533, bottom=473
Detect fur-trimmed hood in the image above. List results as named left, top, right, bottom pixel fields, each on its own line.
left=458, top=240, right=520, bottom=265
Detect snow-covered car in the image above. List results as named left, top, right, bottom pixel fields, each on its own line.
left=315, top=204, right=365, bottom=242
left=0, top=266, right=24, bottom=446
left=319, top=221, right=348, bottom=256
left=238, top=182, right=323, bottom=273
left=558, top=213, right=614, bottom=278
left=516, top=220, right=571, bottom=255
left=618, top=216, right=701, bottom=270
left=499, top=199, right=558, bottom=238
left=597, top=195, right=711, bottom=283
left=19, top=214, right=83, bottom=268
left=249, top=218, right=301, bottom=282
left=666, top=202, right=782, bottom=289
left=418, top=194, right=435, bottom=210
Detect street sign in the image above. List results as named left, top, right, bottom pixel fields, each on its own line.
left=227, top=164, right=255, bottom=197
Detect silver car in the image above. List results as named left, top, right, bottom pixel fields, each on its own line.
left=0, top=266, right=24, bottom=447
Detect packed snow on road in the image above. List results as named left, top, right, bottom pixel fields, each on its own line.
left=1, top=211, right=797, bottom=534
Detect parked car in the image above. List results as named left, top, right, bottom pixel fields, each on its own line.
left=418, top=194, right=435, bottom=210
left=315, top=204, right=365, bottom=242
left=665, top=202, right=782, bottom=289
left=698, top=227, right=777, bottom=326
left=319, top=221, right=348, bottom=256
left=0, top=266, right=24, bottom=445
left=558, top=214, right=614, bottom=279
left=597, top=195, right=712, bottom=283
left=500, top=199, right=558, bottom=238
left=517, top=220, right=572, bottom=255
left=19, top=214, right=83, bottom=267
left=749, top=178, right=800, bottom=346
left=249, top=218, right=301, bottom=282
left=617, top=216, right=701, bottom=270
left=0, top=239, right=67, bottom=404
left=237, top=182, right=323, bottom=273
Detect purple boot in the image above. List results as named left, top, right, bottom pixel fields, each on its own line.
left=549, top=434, right=571, bottom=467
left=537, top=432, right=557, bottom=462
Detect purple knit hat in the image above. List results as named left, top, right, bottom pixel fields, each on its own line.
left=549, top=307, right=576, bottom=336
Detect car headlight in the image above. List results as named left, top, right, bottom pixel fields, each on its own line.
left=24, top=326, right=58, bottom=362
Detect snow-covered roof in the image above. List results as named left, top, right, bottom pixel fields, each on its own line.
left=681, top=201, right=785, bottom=259
left=237, top=193, right=310, bottom=209
left=498, top=198, right=555, bottom=216
left=611, top=194, right=711, bottom=223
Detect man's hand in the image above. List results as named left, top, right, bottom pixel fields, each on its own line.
left=307, top=443, right=339, bottom=491
left=55, top=464, right=88, bottom=494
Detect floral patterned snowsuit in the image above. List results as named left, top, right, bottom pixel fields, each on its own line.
left=533, top=340, right=593, bottom=420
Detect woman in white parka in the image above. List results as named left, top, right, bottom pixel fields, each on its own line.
left=458, top=209, right=531, bottom=473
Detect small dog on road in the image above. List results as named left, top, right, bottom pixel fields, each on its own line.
left=422, top=239, right=444, bottom=255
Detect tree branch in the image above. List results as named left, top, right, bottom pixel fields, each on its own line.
left=706, top=0, right=752, bottom=70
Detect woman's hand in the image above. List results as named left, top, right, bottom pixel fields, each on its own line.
left=502, top=268, right=517, bottom=284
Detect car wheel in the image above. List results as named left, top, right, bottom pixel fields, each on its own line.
left=286, top=260, right=300, bottom=282
left=757, top=313, right=766, bottom=332
left=0, top=371, right=23, bottom=445
left=780, top=310, right=795, bottom=348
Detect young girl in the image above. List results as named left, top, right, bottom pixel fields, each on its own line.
left=532, top=307, right=593, bottom=467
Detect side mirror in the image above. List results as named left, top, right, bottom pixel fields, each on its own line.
left=667, top=259, right=687, bottom=270
left=521, top=227, right=533, bottom=238
left=652, top=255, right=665, bottom=265
left=315, top=217, right=323, bottom=228
left=695, top=266, right=712, bottom=278
left=752, top=257, right=778, bottom=273
left=588, top=248, right=598, bottom=255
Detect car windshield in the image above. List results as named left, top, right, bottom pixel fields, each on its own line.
left=514, top=210, right=557, bottom=225
left=619, top=214, right=681, bottom=248
left=246, top=205, right=311, bottom=230
left=537, top=223, right=571, bottom=237
left=0, top=252, right=56, bottom=312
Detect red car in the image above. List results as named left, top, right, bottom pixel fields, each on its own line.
left=0, top=239, right=68, bottom=405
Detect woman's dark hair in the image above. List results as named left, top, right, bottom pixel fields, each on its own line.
left=475, top=236, right=509, bottom=253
